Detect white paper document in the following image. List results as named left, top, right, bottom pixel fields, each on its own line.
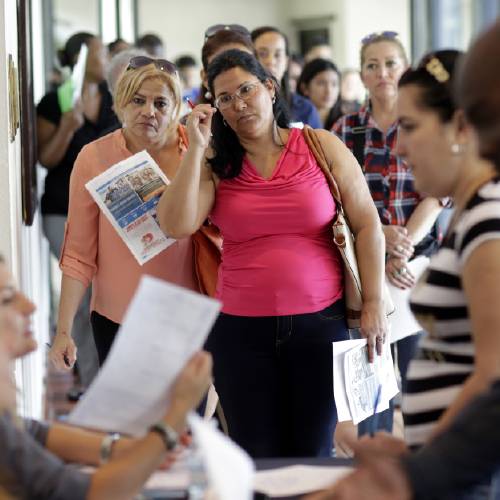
left=68, top=276, right=221, bottom=435
left=333, top=339, right=399, bottom=424
left=71, top=44, right=88, bottom=106
left=387, top=256, right=429, bottom=343
left=144, top=466, right=190, bottom=491
left=188, top=413, right=254, bottom=500
left=254, top=465, right=352, bottom=497
left=85, top=151, right=176, bottom=265
left=332, top=339, right=366, bottom=422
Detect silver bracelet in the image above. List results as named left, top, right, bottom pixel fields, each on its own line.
left=99, top=432, right=120, bottom=465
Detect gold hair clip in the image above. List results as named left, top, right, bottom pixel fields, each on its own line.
left=425, top=57, right=450, bottom=83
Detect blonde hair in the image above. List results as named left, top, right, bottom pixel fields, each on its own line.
left=114, top=64, right=182, bottom=136
left=360, top=33, right=408, bottom=68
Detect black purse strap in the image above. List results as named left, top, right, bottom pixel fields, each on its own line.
left=351, top=113, right=366, bottom=172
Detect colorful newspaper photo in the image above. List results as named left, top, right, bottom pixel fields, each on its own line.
left=85, top=151, right=176, bottom=265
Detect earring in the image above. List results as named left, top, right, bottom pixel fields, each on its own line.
left=272, top=96, right=276, bottom=104
left=205, top=91, right=212, bottom=100
left=451, top=143, right=462, bottom=155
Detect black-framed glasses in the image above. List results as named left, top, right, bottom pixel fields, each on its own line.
left=204, top=24, right=251, bottom=41
left=127, top=56, right=177, bottom=74
left=213, top=80, right=262, bottom=110
left=361, top=31, right=399, bottom=45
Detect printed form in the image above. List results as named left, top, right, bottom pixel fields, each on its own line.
left=333, top=339, right=399, bottom=424
left=68, top=276, right=221, bottom=436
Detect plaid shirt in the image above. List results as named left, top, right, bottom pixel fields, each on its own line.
left=332, top=105, right=421, bottom=227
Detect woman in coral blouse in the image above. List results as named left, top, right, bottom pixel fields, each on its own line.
left=49, top=57, right=197, bottom=369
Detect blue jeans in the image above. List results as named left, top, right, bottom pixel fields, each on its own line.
left=357, top=332, right=422, bottom=436
left=205, top=300, right=349, bottom=458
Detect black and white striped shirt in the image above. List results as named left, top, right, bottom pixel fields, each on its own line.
left=403, top=177, right=500, bottom=448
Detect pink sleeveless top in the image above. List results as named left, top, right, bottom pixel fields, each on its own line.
left=210, top=128, right=344, bottom=316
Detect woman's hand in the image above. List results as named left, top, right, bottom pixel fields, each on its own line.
left=360, top=300, right=388, bottom=362
left=60, top=101, right=85, bottom=134
left=167, top=351, right=213, bottom=420
left=49, top=331, right=77, bottom=371
left=386, top=257, right=416, bottom=290
left=186, top=104, right=216, bottom=149
left=303, top=457, right=412, bottom=500
left=354, top=432, right=409, bottom=459
left=383, top=225, right=414, bottom=260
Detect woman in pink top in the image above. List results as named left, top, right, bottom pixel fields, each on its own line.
left=158, top=50, right=387, bottom=458
left=49, top=57, right=197, bottom=369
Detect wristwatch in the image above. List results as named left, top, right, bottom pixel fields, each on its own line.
left=149, top=421, right=179, bottom=451
left=99, top=432, right=120, bottom=465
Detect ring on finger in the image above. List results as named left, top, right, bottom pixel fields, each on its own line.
left=392, top=269, right=400, bottom=277
left=396, top=244, right=403, bottom=253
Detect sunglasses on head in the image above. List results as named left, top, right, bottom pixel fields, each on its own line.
left=361, top=31, right=399, bottom=45
left=127, top=56, right=177, bottom=74
left=204, top=24, right=251, bottom=41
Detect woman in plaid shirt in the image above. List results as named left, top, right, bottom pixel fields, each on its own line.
left=333, top=32, right=444, bottom=437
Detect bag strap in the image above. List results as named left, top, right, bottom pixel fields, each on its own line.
left=302, top=125, right=345, bottom=214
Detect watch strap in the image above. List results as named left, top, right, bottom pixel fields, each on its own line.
left=149, top=421, right=179, bottom=451
left=100, top=432, right=120, bottom=465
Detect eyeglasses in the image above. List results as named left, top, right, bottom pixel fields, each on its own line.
left=127, top=56, right=177, bottom=74
left=204, top=24, right=251, bottom=41
left=361, top=31, right=399, bottom=45
left=214, top=81, right=262, bottom=110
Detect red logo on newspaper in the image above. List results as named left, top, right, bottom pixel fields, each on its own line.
left=141, top=233, right=154, bottom=246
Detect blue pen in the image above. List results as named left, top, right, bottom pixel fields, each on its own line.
left=370, top=384, right=382, bottom=437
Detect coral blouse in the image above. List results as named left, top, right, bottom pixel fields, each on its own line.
left=60, top=128, right=197, bottom=324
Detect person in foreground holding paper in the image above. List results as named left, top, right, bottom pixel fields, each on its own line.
left=305, top=21, right=500, bottom=499
left=50, top=55, right=198, bottom=369
left=157, top=49, right=388, bottom=458
left=0, top=254, right=212, bottom=500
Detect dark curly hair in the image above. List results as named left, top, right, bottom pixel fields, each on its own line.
left=207, top=49, right=290, bottom=179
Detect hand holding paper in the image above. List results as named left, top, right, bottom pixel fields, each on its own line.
left=85, top=151, right=176, bottom=265
left=68, top=276, right=221, bottom=435
left=333, top=339, right=399, bottom=424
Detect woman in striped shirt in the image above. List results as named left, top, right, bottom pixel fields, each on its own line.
left=397, top=48, right=500, bottom=461
left=305, top=23, right=500, bottom=500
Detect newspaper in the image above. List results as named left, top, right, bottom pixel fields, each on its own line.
left=85, top=151, right=175, bottom=265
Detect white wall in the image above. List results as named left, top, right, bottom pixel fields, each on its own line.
left=137, top=0, right=289, bottom=61
left=343, top=0, right=411, bottom=68
left=0, top=0, right=49, bottom=419
left=136, top=0, right=410, bottom=69
left=53, top=0, right=100, bottom=47
left=285, top=0, right=410, bottom=69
